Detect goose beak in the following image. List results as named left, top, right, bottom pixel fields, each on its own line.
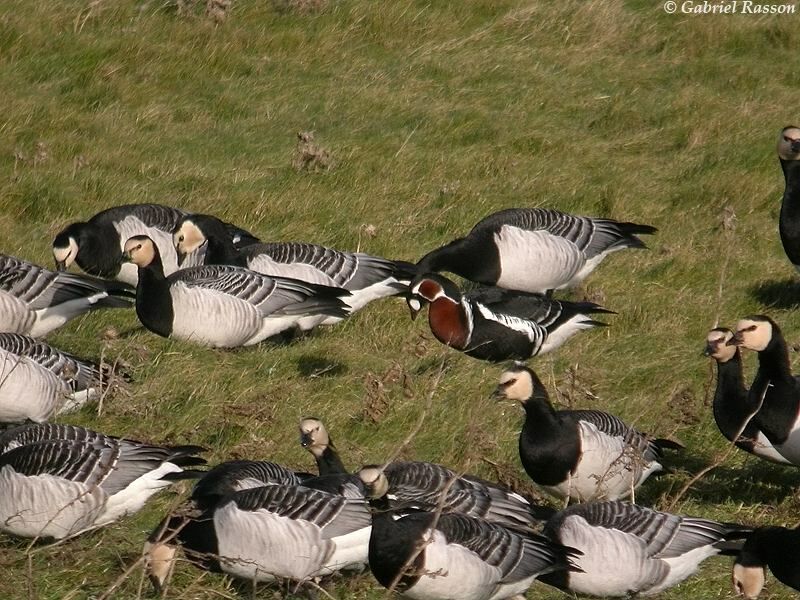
left=121, top=250, right=133, bottom=263
left=703, top=342, right=714, bottom=356
left=176, top=250, right=186, bottom=267
left=491, top=385, right=506, bottom=399
left=54, top=259, right=67, bottom=272
left=792, top=140, right=800, bottom=153
left=300, top=432, right=312, bottom=448
left=727, top=333, right=743, bottom=347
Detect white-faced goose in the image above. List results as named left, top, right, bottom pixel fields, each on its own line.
left=415, top=207, right=656, bottom=294
left=704, top=328, right=791, bottom=464
left=733, top=525, right=800, bottom=598
left=0, top=254, right=132, bottom=337
left=147, top=481, right=371, bottom=589
left=123, top=235, right=350, bottom=347
left=730, top=315, right=800, bottom=465
left=407, top=274, right=611, bottom=362
left=52, top=203, right=259, bottom=286
left=539, top=500, right=749, bottom=597
left=776, top=126, right=800, bottom=271
left=0, top=333, right=126, bottom=423
left=0, top=423, right=205, bottom=540
left=495, top=364, right=681, bottom=503
left=173, top=213, right=416, bottom=324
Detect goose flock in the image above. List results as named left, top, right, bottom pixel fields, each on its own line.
left=0, top=127, right=799, bottom=599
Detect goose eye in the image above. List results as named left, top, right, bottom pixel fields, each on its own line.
left=178, top=235, right=185, bottom=243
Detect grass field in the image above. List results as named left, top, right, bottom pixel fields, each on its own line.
left=1, top=0, right=800, bottom=597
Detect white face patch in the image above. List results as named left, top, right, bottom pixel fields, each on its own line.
left=734, top=319, right=772, bottom=352
left=173, top=221, right=205, bottom=255
left=706, top=330, right=736, bottom=362
left=498, top=369, right=534, bottom=401
left=53, top=237, right=79, bottom=268
left=732, top=563, right=765, bottom=599
left=408, top=298, right=422, bottom=312
left=123, top=237, right=156, bottom=268
left=778, top=126, right=800, bottom=161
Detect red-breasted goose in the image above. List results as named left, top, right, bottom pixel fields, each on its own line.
left=173, top=213, right=416, bottom=325
left=407, top=274, right=611, bottom=362
left=495, top=364, right=681, bottom=503
left=0, top=254, right=132, bottom=337
left=53, top=203, right=259, bottom=286
left=415, top=207, right=656, bottom=294
left=777, top=126, right=800, bottom=272
left=730, top=315, right=800, bottom=465
left=733, top=525, right=800, bottom=598
left=123, top=235, right=350, bottom=347
left=539, top=500, right=749, bottom=596
left=704, top=328, right=792, bottom=464
left=0, top=423, right=205, bottom=540
left=0, top=333, right=126, bottom=423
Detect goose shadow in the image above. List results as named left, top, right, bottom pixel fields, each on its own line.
left=296, top=355, right=347, bottom=378
left=749, top=277, right=800, bottom=309
left=678, top=459, right=798, bottom=506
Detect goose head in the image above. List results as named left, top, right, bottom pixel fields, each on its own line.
left=704, top=328, right=737, bottom=362
left=299, top=417, right=330, bottom=459
left=494, top=362, right=548, bottom=404
left=778, top=125, right=800, bottom=161
left=357, top=465, right=390, bottom=499
left=172, top=217, right=210, bottom=266
left=729, top=316, right=775, bottom=352
left=732, top=562, right=766, bottom=599
left=407, top=274, right=461, bottom=320
left=123, top=235, right=159, bottom=268
left=52, top=222, right=90, bottom=271
left=144, top=540, right=177, bottom=595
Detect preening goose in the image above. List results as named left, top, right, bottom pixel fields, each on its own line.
left=730, top=316, right=800, bottom=465
left=415, top=207, right=656, bottom=294
left=407, top=274, right=611, bottom=362
left=173, top=213, right=417, bottom=324
left=495, top=364, right=681, bottom=503
left=539, top=500, right=749, bottom=597
left=0, top=333, right=125, bottom=423
left=733, top=525, right=800, bottom=598
left=704, top=328, right=791, bottom=464
left=123, top=235, right=350, bottom=347
left=0, top=423, right=205, bottom=540
left=0, top=254, right=132, bottom=337
left=776, top=126, right=800, bottom=271
left=53, top=203, right=259, bottom=286
left=361, top=470, right=574, bottom=600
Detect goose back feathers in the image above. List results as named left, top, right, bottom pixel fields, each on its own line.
left=416, top=208, right=656, bottom=293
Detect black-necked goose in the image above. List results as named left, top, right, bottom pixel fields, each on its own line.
left=0, top=254, right=132, bottom=337
left=361, top=469, right=573, bottom=600
left=0, top=423, right=205, bottom=540
left=299, top=417, right=348, bottom=475
left=495, top=364, right=681, bottom=503
left=733, top=525, right=800, bottom=598
left=173, top=213, right=416, bottom=324
left=731, top=315, right=800, bottom=465
left=704, top=328, right=792, bottom=464
left=415, top=207, right=656, bottom=294
left=123, top=235, right=349, bottom=347
left=539, top=500, right=748, bottom=597
left=52, top=203, right=259, bottom=286
left=407, top=274, right=611, bottom=362
left=0, top=333, right=125, bottom=423
left=777, top=126, right=800, bottom=271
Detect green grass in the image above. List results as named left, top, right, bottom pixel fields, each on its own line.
left=1, top=0, right=800, bottom=597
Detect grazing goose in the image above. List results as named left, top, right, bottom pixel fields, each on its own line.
left=407, top=274, right=611, bottom=362
left=0, top=254, right=132, bottom=337
left=733, top=525, right=800, bottom=598
left=52, top=203, right=259, bottom=286
left=0, top=333, right=125, bottom=423
left=776, top=126, right=800, bottom=271
left=148, top=482, right=371, bottom=590
left=123, top=235, right=350, bottom=347
left=361, top=469, right=574, bottom=600
left=730, top=315, right=800, bottom=465
left=0, top=423, right=205, bottom=540
left=358, top=463, right=554, bottom=529
left=539, top=500, right=748, bottom=597
left=173, top=213, right=417, bottom=324
left=495, top=364, right=681, bottom=503
left=299, top=417, right=348, bottom=476
left=415, top=208, right=657, bottom=294
left=704, top=328, right=791, bottom=464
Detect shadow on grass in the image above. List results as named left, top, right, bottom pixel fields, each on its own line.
left=680, top=459, right=798, bottom=506
left=297, top=354, right=347, bottom=378
left=749, top=277, right=800, bottom=309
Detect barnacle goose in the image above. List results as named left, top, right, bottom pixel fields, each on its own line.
left=704, top=328, right=792, bottom=464
left=299, top=417, right=348, bottom=476
left=539, top=500, right=749, bottom=596
left=0, top=423, right=205, bottom=540
left=406, top=273, right=611, bottom=362
left=730, top=315, right=800, bottom=465
left=123, top=235, right=350, bottom=347
left=0, top=254, right=132, bottom=337
left=0, top=333, right=126, bottom=423
left=360, top=469, right=574, bottom=600
left=733, top=525, right=800, bottom=598
left=776, top=126, right=800, bottom=271
left=495, top=364, right=681, bottom=503
left=415, top=207, right=657, bottom=294
left=173, top=213, right=417, bottom=324
left=52, top=203, right=259, bottom=286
